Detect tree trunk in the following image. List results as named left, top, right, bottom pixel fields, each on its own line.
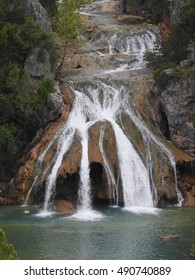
left=56, top=42, right=67, bottom=78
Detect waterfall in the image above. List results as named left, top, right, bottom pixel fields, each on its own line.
left=111, top=122, right=153, bottom=209
left=103, top=30, right=158, bottom=69
left=43, top=128, right=74, bottom=212
left=24, top=1, right=182, bottom=218
left=72, top=82, right=155, bottom=211
left=123, top=97, right=183, bottom=204
left=78, top=129, right=91, bottom=210
left=29, top=79, right=182, bottom=216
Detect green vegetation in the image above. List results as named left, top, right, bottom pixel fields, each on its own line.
left=0, top=0, right=93, bottom=180
left=144, top=0, right=195, bottom=89
left=121, top=0, right=167, bottom=23
left=0, top=228, right=19, bottom=260
left=39, top=0, right=58, bottom=19
left=56, top=0, right=92, bottom=75
left=191, top=244, right=195, bottom=256
left=0, top=0, right=56, bottom=180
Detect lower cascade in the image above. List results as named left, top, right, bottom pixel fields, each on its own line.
left=23, top=0, right=183, bottom=218
left=24, top=82, right=182, bottom=217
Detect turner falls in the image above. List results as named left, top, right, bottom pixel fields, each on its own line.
left=24, top=0, right=183, bottom=218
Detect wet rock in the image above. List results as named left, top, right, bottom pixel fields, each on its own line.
left=160, top=235, right=180, bottom=240
left=84, top=0, right=120, bottom=13
left=100, top=1, right=121, bottom=12
left=56, top=200, right=76, bottom=215
left=116, top=14, right=145, bottom=24
left=4, top=84, right=72, bottom=205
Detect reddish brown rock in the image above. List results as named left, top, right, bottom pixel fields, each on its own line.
left=56, top=200, right=76, bottom=214
left=159, top=15, right=171, bottom=41
left=100, top=1, right=121, bottom=12
left=160, top=235, right=180, bottom=240
left=116, top=14, right=144, bottom=24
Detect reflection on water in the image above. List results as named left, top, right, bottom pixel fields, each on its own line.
left=0, top=206, right=195, bottom=260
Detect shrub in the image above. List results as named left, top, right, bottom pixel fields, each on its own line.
left=0, top=228, right=19, bottom=260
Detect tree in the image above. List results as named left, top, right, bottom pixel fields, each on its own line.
left=56, top=0, right=91, bottom=75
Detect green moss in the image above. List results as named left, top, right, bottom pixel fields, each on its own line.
left=0, top=228, right=19, bottom=260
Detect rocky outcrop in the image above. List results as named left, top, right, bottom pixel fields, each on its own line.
left=155, top=79, right=195, bottom=157
left=25, top=0, right=51, bottom=32
left=25, top=48, right=52, bottom=79
left=56, top=200, right=76, bottom=214
left=177, top=161, right=195, bottom=206
left=46, top=84, right=65, bottom=122
left=168, top=0, right=190, bottom=23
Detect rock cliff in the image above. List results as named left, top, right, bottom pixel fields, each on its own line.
left=155, top=78, right=195, bottom=157
left=25, top=0, right=51, bottom=32
left=169, top=0, right=190, bottom=23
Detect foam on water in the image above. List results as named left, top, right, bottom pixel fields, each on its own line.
left=123, top=206, right=161, bottom=215
left=70, top=209, right=104, bottom=221
left=35, top=211, right=56, bottom=218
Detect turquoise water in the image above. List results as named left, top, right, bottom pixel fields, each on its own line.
left=0, top=206, right=195, bottom=260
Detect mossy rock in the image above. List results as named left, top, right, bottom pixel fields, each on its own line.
left=0, top=228, right=19, bottom=260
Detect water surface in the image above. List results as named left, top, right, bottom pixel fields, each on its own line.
left=0, top=206, right=195, bottom=260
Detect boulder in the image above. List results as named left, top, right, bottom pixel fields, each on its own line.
left=56, top=200, right=76, bottom=215
left=25, top=48, right=52, bottom=79
left=160, top=235, right=180, bottom=240
left=156, top=79, right=195, bottom=157
left=25, top=0, right=51, bottom=32
left=46, top=85, right=65, bottom=122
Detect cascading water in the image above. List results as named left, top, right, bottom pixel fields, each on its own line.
left=24, top=0, right=183, bottom=218
left=108, top=30, right=158, bottom=68
left=111, top=122, right=153, bottom=210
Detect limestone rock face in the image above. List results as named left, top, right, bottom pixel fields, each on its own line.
left=25, top=48, right=52, bottom=79
left=25, top=0, right=51, bottom=32
left=177, top=161, right=195, bottom=206
left=156, top=79, right=195, bottom=157
left=169, top=0, right=190, bottom=23
left=46, top=85, right=65, bottom=122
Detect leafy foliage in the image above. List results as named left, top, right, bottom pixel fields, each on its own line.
left=144, top=0, right=195, bottom=88
left=56, top=0, right=92, bottom=75
left=0, top=0, right=56, bottom=179
left=0, top=228, right=19, bottom=260
left=39, top=0, right=59, bottom=19
left=122, top=0, right=167, bottom=23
